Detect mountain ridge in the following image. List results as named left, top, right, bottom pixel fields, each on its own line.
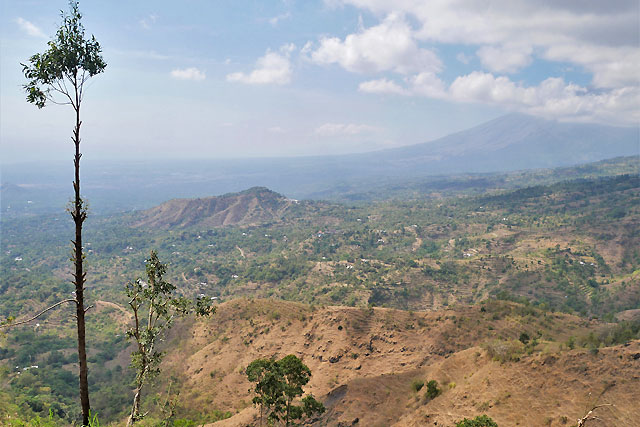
left=132, top=186, right=294, bottom=229
left=358, top=113, right=639, bottom=173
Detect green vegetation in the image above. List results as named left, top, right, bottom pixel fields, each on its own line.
left=456, top=415, right=498, bottom=427
left=1, top=167, right=638, bottom=424
left=425, top=380, right=441, bottom=400
left=246, top=355, right=325, bottom=426
left=411, top=379, right=424, bottom=392
left=125, top=251, right=215, bottom=425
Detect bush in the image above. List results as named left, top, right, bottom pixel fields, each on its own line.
left=484, top=340, right=524, bottom=363
left=411, top=379, right=424, bottom=392
left=456, top=415, right=498, bottom=427
left=425, top=380, right=440, bottom=399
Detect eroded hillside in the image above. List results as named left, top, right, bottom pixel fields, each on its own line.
left=150, top=299, right=640, bottom=427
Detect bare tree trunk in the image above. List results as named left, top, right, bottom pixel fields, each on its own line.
left=127, top=387, right=142, bottom=427
left=71, top=102, right=91, bottom=426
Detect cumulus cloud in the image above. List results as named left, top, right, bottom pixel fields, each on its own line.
left=15, top=17, right=46, bottom=38
left=327, top=0, right=639, bottom=124
left=477, top=45, right=533, bottom=73
left=449, top=72, right=640, bottom=124
left=227, top=44, right=295, bottom=85
left=360, top=71, right=637, bottom=125
left=337, top=0, right=639, bottom=89
left=170, top=68, right=206, bottom=81
left=310, top=13, right=441, bottom=74
left=358, top=78, right=408, bottom=95
left=360, top=73, right=446, bottom=98
left=409, top=72, right=447, bottom=98
left=315, top=122, right=380, bottom=136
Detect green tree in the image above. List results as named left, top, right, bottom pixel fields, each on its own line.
left=126, top=251, right=215, bottom=426
left=20, top=2, right=106, bottom=425
left=246, top=358, right=284, bottom=426
left=246, top=355, right=325, bottom=426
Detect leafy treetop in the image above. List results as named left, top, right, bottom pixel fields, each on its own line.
left=22, top=0, right=106, bottom=109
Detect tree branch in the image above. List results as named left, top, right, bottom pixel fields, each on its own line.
left=1, top=299, right=76, bottom=329
left=577, top=404, right=613, bottom=427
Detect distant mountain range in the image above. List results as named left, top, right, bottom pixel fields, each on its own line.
left=360, top=113, right=639, bottom=173
left=2, top=114, right=638, bottom=216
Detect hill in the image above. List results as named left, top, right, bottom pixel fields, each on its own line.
left=149, top=298, right=640, bottom=427
left=132, top=187, right=296, bottom=229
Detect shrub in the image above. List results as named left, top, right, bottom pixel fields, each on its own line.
left=411, top=379, right=424, bottom=392
left=425, top=380, right=440, bottom=399
left=456, top=415, right=498, bottom=427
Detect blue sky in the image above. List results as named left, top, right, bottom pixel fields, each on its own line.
left=1, top=0, right=638, bottom=164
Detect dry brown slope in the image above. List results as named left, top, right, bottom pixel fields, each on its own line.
left=152, top=299, right=640, bottom=426
left=133, top=187, right=292, bottom=229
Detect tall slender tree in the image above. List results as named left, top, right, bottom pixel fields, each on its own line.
left=21, top=2, right=106, bottom=425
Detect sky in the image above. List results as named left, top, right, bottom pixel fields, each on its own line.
left=1, top=0, right=638, bottom=164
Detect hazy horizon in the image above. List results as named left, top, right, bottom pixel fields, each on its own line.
left=2, top=0, right=638, bottom=164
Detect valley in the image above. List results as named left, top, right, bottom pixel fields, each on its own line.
left=1, top=157, right=639, bottom=426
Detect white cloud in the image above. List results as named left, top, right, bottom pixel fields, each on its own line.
left=409, top=72, right=447, bottom=98
left=310, top=13, right=441, bottom=74
left=477, top=45, right=533, bottom=73
left=315, top=122, right=379, bottom=136
left=543, top=44, right=640, bottom=89
left=227, top=44, right=295, bottom=85
left=15, top=18, right=46, bottom=38
left=325, top=0, right=639, bottom=124
left=269, top=12, right=291, bottom=26
left=359, top=70, right=638, bottom=125
left=170, top=68, right=206, bottom=81
left=337, top=0, right=639, bottom=89
left=267, top=126, right=286, bottom=133
left=447, top=72, right=638, bottom=124
left=359, top=78, right=408, bottom=95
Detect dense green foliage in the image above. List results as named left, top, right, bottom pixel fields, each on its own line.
left=246, top=355, right=325, bottom=425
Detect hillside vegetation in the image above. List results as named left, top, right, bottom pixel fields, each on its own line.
left=1, top=162, right=639, bottom=425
